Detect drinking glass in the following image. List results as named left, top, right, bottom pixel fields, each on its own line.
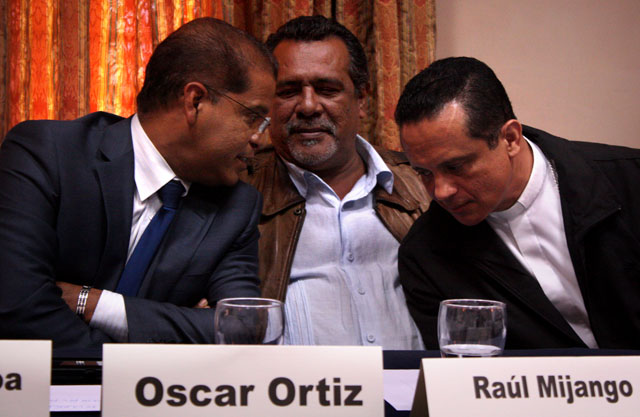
left=438, top=299, right=506, bottom=357
left=214, top=297, right=284, bottom=345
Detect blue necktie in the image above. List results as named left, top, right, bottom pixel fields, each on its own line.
left=116, top=180, right=184, bottom=296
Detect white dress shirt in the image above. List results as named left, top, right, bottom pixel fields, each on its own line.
left=487, top=138, right=598, bottom=348
left=282, top=136, right=424, bottom=349
left=90, top=114, right=189, bottom=341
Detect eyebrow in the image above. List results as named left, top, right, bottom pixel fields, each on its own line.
left=276, top=77, right=345, bottom=88
left=413, top=166, right=431, bottom=175
left=312, top=77, right=344, bottom=86
left=440, top=155, right=469, bottom=166
left=412, top=154, right=474, bottom=174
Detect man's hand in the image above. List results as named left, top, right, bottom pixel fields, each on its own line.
left=56, top=282, right=102, bottom=323
left=194, top=298, right=210, bottom=308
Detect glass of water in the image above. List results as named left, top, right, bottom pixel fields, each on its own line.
left=438, top=299, right=506, bottom=357
left=214, top=298, right=284, bottom=345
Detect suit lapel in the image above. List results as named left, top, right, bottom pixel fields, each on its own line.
left=137, top=185, right=217, bottom=299
left=94, top=117, right=136, bottom=290
left=524, top=126, right=622, bottom=296
left=93, top=117, right=217, bottom=298
left=430, top=204, right=583, bottom=343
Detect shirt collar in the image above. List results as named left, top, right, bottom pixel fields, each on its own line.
left=130, top=114, right=190, bottom=202
left=358, top=135, right=394, bottom=195
left=282, top=135, right=394, bottom=198
left=489, top=136, right=547, bottom=222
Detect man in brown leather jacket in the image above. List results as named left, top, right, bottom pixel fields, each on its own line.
left=242, top=16, right=429, bottom=349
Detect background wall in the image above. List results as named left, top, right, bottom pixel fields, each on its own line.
left=435, top=0, right=640, bottom=148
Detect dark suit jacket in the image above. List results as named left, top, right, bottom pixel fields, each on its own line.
left=399, top=126, right=640, bottom=350
left=0, top=112, right=261, bottom=348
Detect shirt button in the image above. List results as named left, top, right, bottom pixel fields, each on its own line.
left=367, top=334, right=376, bottom=343
left=358, top=288, right=366, bottom=295
left=347, top=253, right=354, bottom=262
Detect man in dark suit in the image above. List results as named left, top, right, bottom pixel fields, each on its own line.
left=394, top=57, right=640, bottom=350
left=0, top=18, right=276, bottom=348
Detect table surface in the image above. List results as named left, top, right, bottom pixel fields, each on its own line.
left=50, top=348, right=640, bottom=417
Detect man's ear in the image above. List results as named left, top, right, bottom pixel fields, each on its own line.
left=182, top=82, right=209, bottom=125
left=357, top=86, right=369, bottom=119
left=501, top=119, right=524, bottom=157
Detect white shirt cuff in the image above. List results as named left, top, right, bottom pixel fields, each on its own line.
left=89, top=289, right=128, bottom=342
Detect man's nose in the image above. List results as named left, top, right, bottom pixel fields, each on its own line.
left=249, top=131, right=263, bottom=151
left=432, top=174, right=457, bottom=201
left=296, top=87, right=322, bottom=117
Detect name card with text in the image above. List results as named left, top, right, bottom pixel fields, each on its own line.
left=102, top=344, right=383, bottom=417
left=0, top=340, right=52, bottom=417
left=411, top=356, right=640, bottom=417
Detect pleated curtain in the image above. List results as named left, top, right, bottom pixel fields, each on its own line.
left=0, top=0, right=434, bottom=150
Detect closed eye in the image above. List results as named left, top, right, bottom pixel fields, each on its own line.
left=243, top=111, right=261, bottom=127
left=414, top=167, right=432, bottom=178
left=276, top=82, right=300, bottom=99
left=316, top=86, right=341, bottom=96
left=276, top=88, right=298, bottom=98
left=444, top=162, right=464, bottom=173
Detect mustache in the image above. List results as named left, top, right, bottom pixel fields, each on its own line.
left=285, top=119, right=337, bottom=136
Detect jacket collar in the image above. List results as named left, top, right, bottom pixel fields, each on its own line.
left=253, top=151, right=305, bottom=217
left=253, top=145, right=423, bottom=216
left=523, top=126, right=621, bottom=239
left=97, top=114, right=135, bottom=162
left=428, top=127, right=623, bottom=262
left=94, top=116, right=136, bottom=289
left=373, top=146, right=423, bottom=212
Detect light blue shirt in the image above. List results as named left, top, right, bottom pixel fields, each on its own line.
left=282, top=136, right=424, bottom=349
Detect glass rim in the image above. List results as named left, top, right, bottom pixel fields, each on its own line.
left=440, top=298, right=506, bottom=308
left=216, top=297, right=283, bottom=308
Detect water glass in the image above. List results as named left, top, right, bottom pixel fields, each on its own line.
left=438, top=299, right=506, bottom=357
left=214, top=297, right=284, bottom=345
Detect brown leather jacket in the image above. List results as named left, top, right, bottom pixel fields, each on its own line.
left=242, top=146, right=430, bottom=301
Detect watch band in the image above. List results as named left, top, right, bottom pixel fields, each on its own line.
left=76, top=285, right=92, bottom=319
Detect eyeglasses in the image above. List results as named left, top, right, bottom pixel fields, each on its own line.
left=204, top=85, right=271, bottom=134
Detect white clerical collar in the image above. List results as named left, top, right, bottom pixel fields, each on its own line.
left=130, top=114, right=190, bottom=202
left=489, top=137, right=547, bottom=223
left=283, top=135, right=394, bottom=198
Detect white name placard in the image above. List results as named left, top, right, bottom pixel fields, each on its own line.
left=411, top=356, right=640, bottom=417
left=102, top=344, right=383, bottom=416
left=0, top=340, right=52, bottom=417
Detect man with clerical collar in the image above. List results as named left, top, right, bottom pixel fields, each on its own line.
left=0, top=18, right=275, bottom=348
left=243, top=16, right=429, bottom=349
left=395, top=56, right=640, bottom=349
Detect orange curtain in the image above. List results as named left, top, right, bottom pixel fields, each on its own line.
left=0, top=0, right=435, bottom=150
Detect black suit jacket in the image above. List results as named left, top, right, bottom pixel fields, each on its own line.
left=0, top=112, right=261, bottom=348
left=399, top=126, right=640, bottom=349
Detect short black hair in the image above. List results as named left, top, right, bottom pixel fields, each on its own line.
left=265, top=15, right=368, bottom=95
left=137, top=17, right=276, bottom=114
left=395, top=57, right=516, bottom=147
